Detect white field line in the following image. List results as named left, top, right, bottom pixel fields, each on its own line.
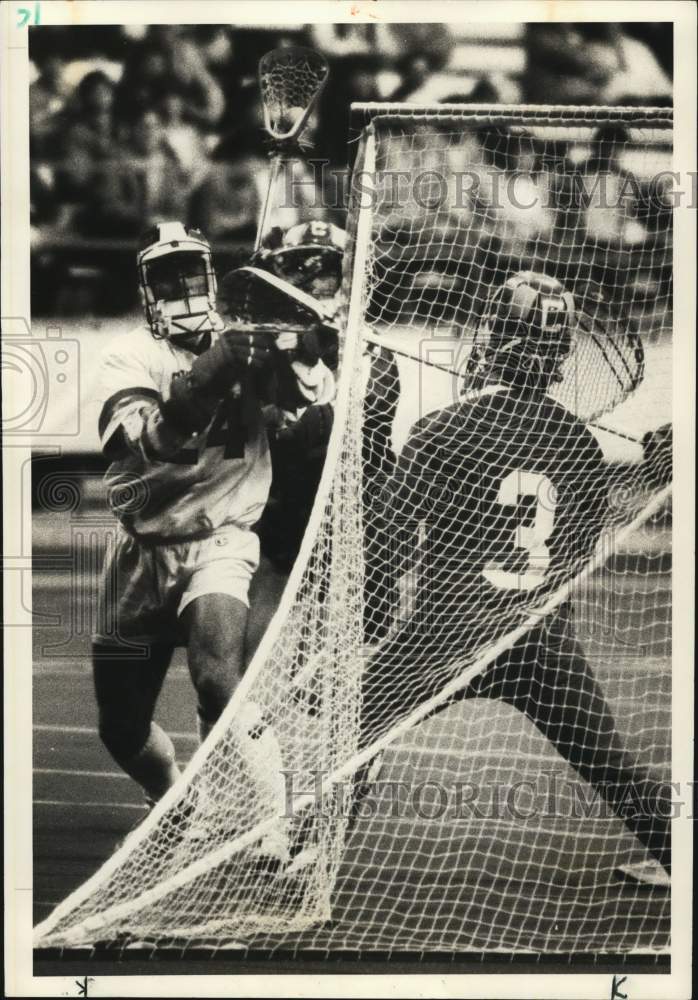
left=33, top=723, right=197, bottom=741
left=35, top=799, right=142, bottom=811
left=35, top=768, right=129, bottom=779
left=34, top=766, right=185, bottom=780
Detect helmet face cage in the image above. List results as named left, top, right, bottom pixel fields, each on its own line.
left=137, top=223, right=218, bottom=350
left=252, top=221, right=345, bottom=301
left=469, top=272, right=575, bottom=389
left=264, top=245, right=343, bottom=298
left=143, top=253, right=210, bottom=307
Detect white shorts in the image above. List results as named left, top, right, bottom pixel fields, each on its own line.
left=94, top=523, right=260, bottom=645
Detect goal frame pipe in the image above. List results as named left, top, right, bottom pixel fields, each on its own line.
left=350, top=102, right=673, bottom=130
left=31, top=128, right=379, bottom=949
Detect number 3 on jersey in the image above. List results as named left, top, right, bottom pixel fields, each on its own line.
left=483, top=470, right=557, bottom=592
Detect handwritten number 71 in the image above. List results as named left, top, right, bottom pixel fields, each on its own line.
left=17, top=2, right=41, bottom=27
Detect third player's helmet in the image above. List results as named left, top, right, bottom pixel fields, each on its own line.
left=252, top=221, right=346, bottom=300
left=468, top=271, right=576, bottom=390
left=137, top=221, right=219, bottom=353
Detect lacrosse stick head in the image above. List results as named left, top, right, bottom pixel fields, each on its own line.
left=258, top=45, right=329, bottom=143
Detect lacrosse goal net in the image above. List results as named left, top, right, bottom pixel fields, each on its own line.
left=34, top=105, right=673, bottom=955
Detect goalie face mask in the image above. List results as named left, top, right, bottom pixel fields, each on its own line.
left=467, top=272, right=576, bottom=392
left=137, top=222, right=220, bottom=353
left=466, top=273, right=644, bottom=422
left=252, top=221, right=345, bottom=308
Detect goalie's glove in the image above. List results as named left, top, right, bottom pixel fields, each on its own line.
left=275, top=403, right=334, bottom=459
left=161, top=326, right=275, bottom=436
left=641, top=422, right=672, bottom=488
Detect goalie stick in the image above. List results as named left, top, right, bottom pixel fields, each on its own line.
left=361, top=329, right=646, bottom=447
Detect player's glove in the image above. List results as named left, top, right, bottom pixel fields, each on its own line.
left=275, top=403, right=334, bottom=458
left=276, top=325, right=331, bottom=368
left=641, top=422, right=672, bottom=488
left=161, top=325, right=275, bottom=436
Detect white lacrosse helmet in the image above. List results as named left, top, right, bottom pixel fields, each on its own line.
left=137, top=221, right=220, bottom=352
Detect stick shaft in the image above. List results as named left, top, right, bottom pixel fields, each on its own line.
left=254, top=153, right=283, bottom=252
left=363, top=330, right=643, bottom=445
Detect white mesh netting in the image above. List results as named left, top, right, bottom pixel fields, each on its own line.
left=259, top=45, right=329, bottom=140
left=34, top=105, right=672, bottom=956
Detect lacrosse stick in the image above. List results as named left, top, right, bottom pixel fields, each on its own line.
left=255, top=46, right=329, bottom=251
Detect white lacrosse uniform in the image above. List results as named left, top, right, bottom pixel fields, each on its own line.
left=94, top=324, right=272, bottom=643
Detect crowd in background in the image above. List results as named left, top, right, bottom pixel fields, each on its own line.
left=29, top=22, right=673, bottom=315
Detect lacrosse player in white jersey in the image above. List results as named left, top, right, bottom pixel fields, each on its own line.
left=93, top=221, right=333, bottom=868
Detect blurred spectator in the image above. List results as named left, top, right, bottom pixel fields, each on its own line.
left=602, top=32, right=672, bottom=104
left=75, top=108, right=190, bottom=237
left=29, top=52, right=71, bottom=156
left=524, top=23, right=671, bottom=106
left=117, top=26, right=225, bottom=130
left=188, top=134, right=265, bottom=244
left=622, top=22, right=673, bottom=78
left=386, top=23, right=455, bottom=102
left=524, top=24, right=624, bottom=104
left=156, top=88, right=209, bottom=186
left=54, top=71, right=119, bottom=214
left=189, top=122, right=321, bottom=247
left=581, top=124, right=647, bottom=246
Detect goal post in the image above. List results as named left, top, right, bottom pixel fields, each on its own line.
left=34, top=105, right=673, bottom=955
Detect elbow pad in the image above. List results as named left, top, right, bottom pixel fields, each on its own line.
left=160, top=370, right=220, bottom=437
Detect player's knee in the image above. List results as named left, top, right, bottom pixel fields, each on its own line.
left=98, top=713, right=150, bottom=766
left=192, top=672, right=231, bottom=723
left=188, top=637, right=241, bottom=713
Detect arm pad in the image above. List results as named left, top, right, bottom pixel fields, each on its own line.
left=159, top=336, right=241, bottom=437
left=275, top=403, right=334, bottom=460
left=160, top=370, right=220, bottom=437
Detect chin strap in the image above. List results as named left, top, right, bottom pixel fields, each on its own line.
left=152, top=305, right=223, bottom=354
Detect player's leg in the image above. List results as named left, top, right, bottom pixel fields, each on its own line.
left=179, top=526, right=291, bottom=863
left=93, top=528, right=181, bottom=805
left=472, top=607, right=671, bottom=874
left=92, top=640, right=179, bottom=805
left=181, top=592, right=248, bottom=738
left=350, top=619, right=460, bottom=818
left=245, top=555, right=290, bottom=667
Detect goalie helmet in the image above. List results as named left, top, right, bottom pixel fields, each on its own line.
left=137, top=221, right=220, bottom=353
left=468, top=271, right=576, bottom=390
left=252, top=221, right=346, bottom=302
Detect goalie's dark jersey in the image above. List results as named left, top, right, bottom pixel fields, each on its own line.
left=380, top=384, right=608, bottom=657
